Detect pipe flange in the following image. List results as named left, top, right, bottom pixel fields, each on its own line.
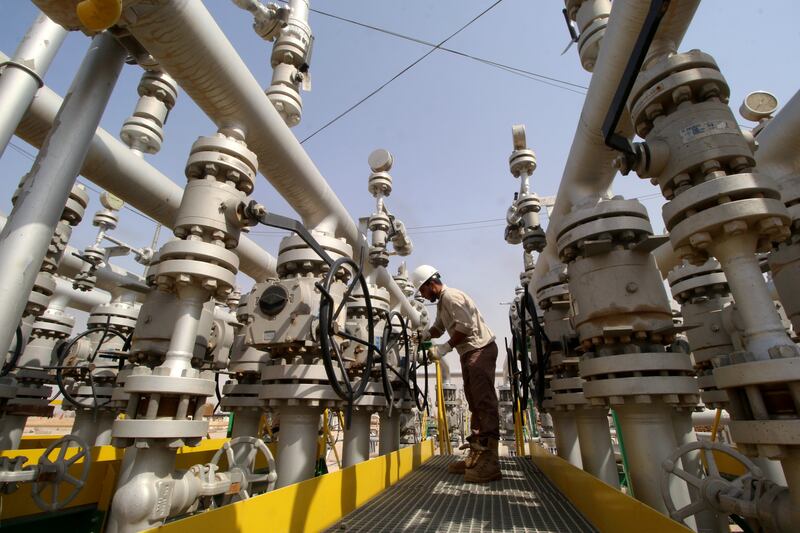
left=577, top=15, right=607, bottom=72
left=185, top=134, right=258, bottom=194
left=630, top=50, right=727, bottom=132
left=62, top=184, right=90, bottom=226
left=368, top=172, right=392, bottom=198
left=276, top=232, right=353, bottom=277
left=173, top=178, right=248, bottom=245
left=138, top=69, right=178, bottom=109
left=509, top=149, right=536, bottom=177
left=266, top=67, right=303, bottom=127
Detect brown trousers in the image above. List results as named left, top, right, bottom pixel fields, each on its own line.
left=460, top=341, right=499, bottom=442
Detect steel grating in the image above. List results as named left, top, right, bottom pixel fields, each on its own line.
left=329, top=455, right=597, bottom=532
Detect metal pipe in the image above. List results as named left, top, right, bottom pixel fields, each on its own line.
left=5, top=55, right=278, bottom=282
left=275, top=405, right=320, bottom=488
left=72, top=410, right=116, bottom=446
left=118, top=0, right=419, bottom=319
left=123, top=0, right=356, bottom=241
left=230, top=410, right=262, bottom=464
left=531, top=0, right=700, bottom=288
left=53, top=275, right=111, bottom=312
left=614, top=403, right=693, bottom=517
left=379, top=411, right=401, bottom=455
left=673, top=410, right=728, bottom=533
left=342, top=410, right=371, bottom=467
left=711, top=234, right=795, bottom=359
left=574, top=409, right=619, bottom=488
left=0, top=12, right=66, bottom=158
left=755, top=89, right=800, bottom=181
left=551, top=411, right=583, bottom=468
left=0, top=416, right=26, bottom=449
left=0, top=32, right=125, bottom=366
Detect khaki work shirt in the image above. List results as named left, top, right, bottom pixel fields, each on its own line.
left=430, top=286, right=495, bottom=356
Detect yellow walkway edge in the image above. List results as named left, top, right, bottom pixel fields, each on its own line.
left=148, top=439, right=436, bottom=533
left=529, top=442, right=692, bottom=533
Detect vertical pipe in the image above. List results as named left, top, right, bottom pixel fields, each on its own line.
left=782, top=453, right=800, bottom=528
left=73, top=410, right=116, bottom=446
left=0, top=12, right=67, bottom=157
left=672, top=410, right=727, bottom=533
left=275, top=405, right=320, bottom=488
left=575, top=409, right=619, bottom=488
left=614, top=403, right=693, bottom=518
left=379, top=411, right=401, bottom=455
left=0, top=415, right=26, bottom=449
left=0, top=31, right=125, bottom=359
left=230, top=410, right=262, bottom=464
left=551, top=411, right=583, bottom=468
left=342, top=410, right=371, bottom=467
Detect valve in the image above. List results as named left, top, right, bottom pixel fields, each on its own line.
left=661, top=441, right=768, bottom=527
left=55, top=322, right=130, bottom=410
left=202, top=436, right=277, bottom=506
left=31, top=435, right=92, bottom=511
left=380, top=311, right=412, bottom=416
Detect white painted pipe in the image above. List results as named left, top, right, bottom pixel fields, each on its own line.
left=532, top=0, right=700, bottom=287
left=4, top=50, right=277, bottom=282
left=117, top=0, right=421, bottom=326
left=754, top=89, right=800, bottom=181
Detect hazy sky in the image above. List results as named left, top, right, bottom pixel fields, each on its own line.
left=1, top=1, right=798, bottom=374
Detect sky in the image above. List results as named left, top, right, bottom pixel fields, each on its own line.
left=0, top=1, right=798, bottom=376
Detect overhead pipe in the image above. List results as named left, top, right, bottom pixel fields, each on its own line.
left=5, top=51, right=278, bottom=282
left=122, top=0, right=357, bottom=242
left=52, top=275, right=111, bottom=312
left=116, top=0, right=421, bottom=325
left=532, top=0, right=700, bottom=287
left=0, top=12, right=66, bottom=158
left=0, top=31, right=126, bottom=367
left=755, top=89, right=800, bottom=181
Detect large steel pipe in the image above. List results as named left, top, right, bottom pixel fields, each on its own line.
left=117, top=0, right=421, bottom=325
left=532, top=0, right=700, bottom=287
left=5, top=50, right=277, bottom=282
left=0, top=12, right=66, bottom=158
left=0, top=32, right=125, bottom=363
left=755, top=90, right=800, bottom=181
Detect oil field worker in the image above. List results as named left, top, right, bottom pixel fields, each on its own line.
left=411, top=264, right=501, bottom=483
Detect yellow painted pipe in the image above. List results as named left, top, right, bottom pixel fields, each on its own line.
left=76, top=0, right=122, bottom=31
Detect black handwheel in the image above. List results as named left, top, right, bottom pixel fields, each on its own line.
left=317, top=257, right=375, bottom=428
left=55, top=321, right=128, bottom=410
left=380, top=311, right=413, bottom=416
left=505, top=337, right=521, bottom=413
left=410, top=342, right=430, bottom=414
left=0, top=325, right=24, bottom=377
left=32, top=435, right=91, bottom=511
left=521, top=283, right=550, bottom=410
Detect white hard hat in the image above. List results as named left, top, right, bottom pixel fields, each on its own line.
left=410, top=264, right=439, bottom=291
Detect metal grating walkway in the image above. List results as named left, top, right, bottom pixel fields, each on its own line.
left=329, top=455, right=596, bottom=532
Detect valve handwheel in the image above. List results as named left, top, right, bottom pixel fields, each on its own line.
left=380, top=311, right=413, bottom=415
left=660, top=440, right=763, bottom=525
left=32, top=435, right=91, bottom=511
left=55, top=321, right=130, bottom=410
left=206, top=436, right=277, bottom=505
left=317, top=257, right=375, bottom=426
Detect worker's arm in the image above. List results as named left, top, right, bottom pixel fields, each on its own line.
left=429, top=313, right=444, bottom=338
left=447, top=330, right=467, bottom=349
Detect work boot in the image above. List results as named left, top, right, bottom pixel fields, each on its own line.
left=447, top=441, right=480, bottom=474
left=464, top=438, right=502, bottom=483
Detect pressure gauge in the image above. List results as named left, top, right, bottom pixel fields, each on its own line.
left=100, top=192, right=124, bottom=211
left=739, top=91, right=778, bottom=122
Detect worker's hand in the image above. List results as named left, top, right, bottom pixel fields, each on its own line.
left=419, top=329, right=432, bottom=342
left=427, top=342, right=451, bottom=361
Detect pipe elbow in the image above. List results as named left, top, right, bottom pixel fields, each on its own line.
left=77, top=0, right=122, bottom=32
